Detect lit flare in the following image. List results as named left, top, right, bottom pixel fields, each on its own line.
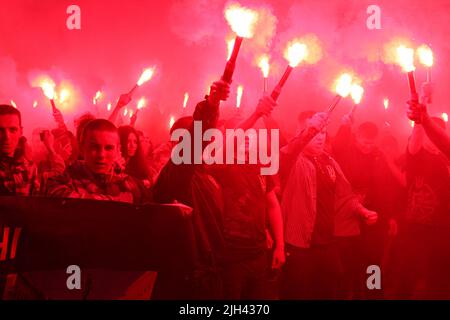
left=224, top=3, right=258, bottom=38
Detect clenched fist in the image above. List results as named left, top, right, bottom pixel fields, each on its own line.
left=208, top=80, right=231, bottom=106
left=406, top=99, right=427, bottom=124
left=360, top=207, right=378, bottom=225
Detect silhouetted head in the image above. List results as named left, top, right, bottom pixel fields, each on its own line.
left=355, top=122, right=379, bottom=154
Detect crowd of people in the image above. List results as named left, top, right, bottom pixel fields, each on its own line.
left=0, top=78, right=449, bottom=300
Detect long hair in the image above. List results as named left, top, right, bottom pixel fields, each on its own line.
left=118, top=126, right=150, bottom=180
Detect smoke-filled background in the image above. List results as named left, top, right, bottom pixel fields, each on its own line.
left=0, top=0, right=449, bottom=144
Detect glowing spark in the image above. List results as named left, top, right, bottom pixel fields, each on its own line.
left=417, top=45, right=434, bottom=67
left=107, top=103, right=112, bottom=111
left=284, top=40, right=308, bottom=68
left=10, top=100, right=17, bottom=109
left=137, top=97, right=146, bottom=110
left=33, top=101, right=38, bottom=108
left=236, top=85, right=244, bottom=108
left=40, top=80, right=56, bottom=100
left=93, top=90, right=102, bottom=105
left=396, top=45, right=415, bottom=72
left=137, top=68, right=155, bottom=86
left=224, top=3, right=258, bottom=38
left=442, top=112, right=448, bottom=123
left=183, top=92, right=189, bottom=109
left=258, top=55, right=270, bottom=78
left=384, top=98, right=389, bottom=110
left=124, top=108, right=128, bottom=117
left=334, top=73, right=353, bottom=98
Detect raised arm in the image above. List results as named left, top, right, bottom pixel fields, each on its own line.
left=193, top=80, right=230, bottom=129
left=422, top=112, right=450, bottom=158
left=234, top=96, right=277, bottom=130
left=52, top=108, right=68, bottom=132
left=407, top=86, right=450, bottom=158
left=407, top=121, right=425, bottom=155
left=281, top=112, right=329, bottom=160
left=129, top=110, right=138, bottom=127
left=263, top=115, right=288, bottom=147
left=109, top=93, right=132, bottom=125
left=266, top=189, right=285, bottom=269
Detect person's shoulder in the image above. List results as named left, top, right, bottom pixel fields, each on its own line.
left=10, top=155, right=31, bottom=168
left=295, top=152, right=316, bottom=169
left=115, top=171, right=144, bottom=191
left=64, top=160, right=86, bottom=175
left=48, top=161, right=88, bottom=185
left=46, top=167, right=73, bottom=190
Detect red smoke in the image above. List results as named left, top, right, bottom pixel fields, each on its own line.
left=0, top=0, right=449, bottom=144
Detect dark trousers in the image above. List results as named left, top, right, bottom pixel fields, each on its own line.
left=336, top=236, right=364, bottom=299
left=220, top=250, right=270, bottom=300
left=280, top=243, right=342, bottom=300
left=360, top=222, right=389, bottom=299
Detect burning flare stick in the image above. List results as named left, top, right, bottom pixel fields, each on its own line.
left=296, top=73, right=354, bottom=151
left=129, top=98, right=147, bottom=126
left=258, top=55, right=270, bottom=93
left=137, top=97, right=146, bottom=110
left=236, top=85, right=244, bottom=108
left=417, top=44, right=434, bottom=104
left=271, top=41, right=307, bottom=101
left=417, top=45, right=433, bottom=82
left=221, top=4, right=258, bottom=84
left=328, top=73, right=353, bottom=113
left=349, top=83, right=364, bottom=116
left=50, top=100, right=58, bottom=113
left=294, top=73, right=354, bottom=152
left=384, top=98, right=389, bottom=110
left=40, top=80, right=58, bottom=113
left=169, top=116, right=175, bottom=130
left=93, top=90, right=102, bottom=105
left=129, top=68, right=155, bottom=96
left=396, top=45, right=417, bottom=101
left=133, top=97, right=146, bottom=117
left=183, top=92, right=189, bottom=109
